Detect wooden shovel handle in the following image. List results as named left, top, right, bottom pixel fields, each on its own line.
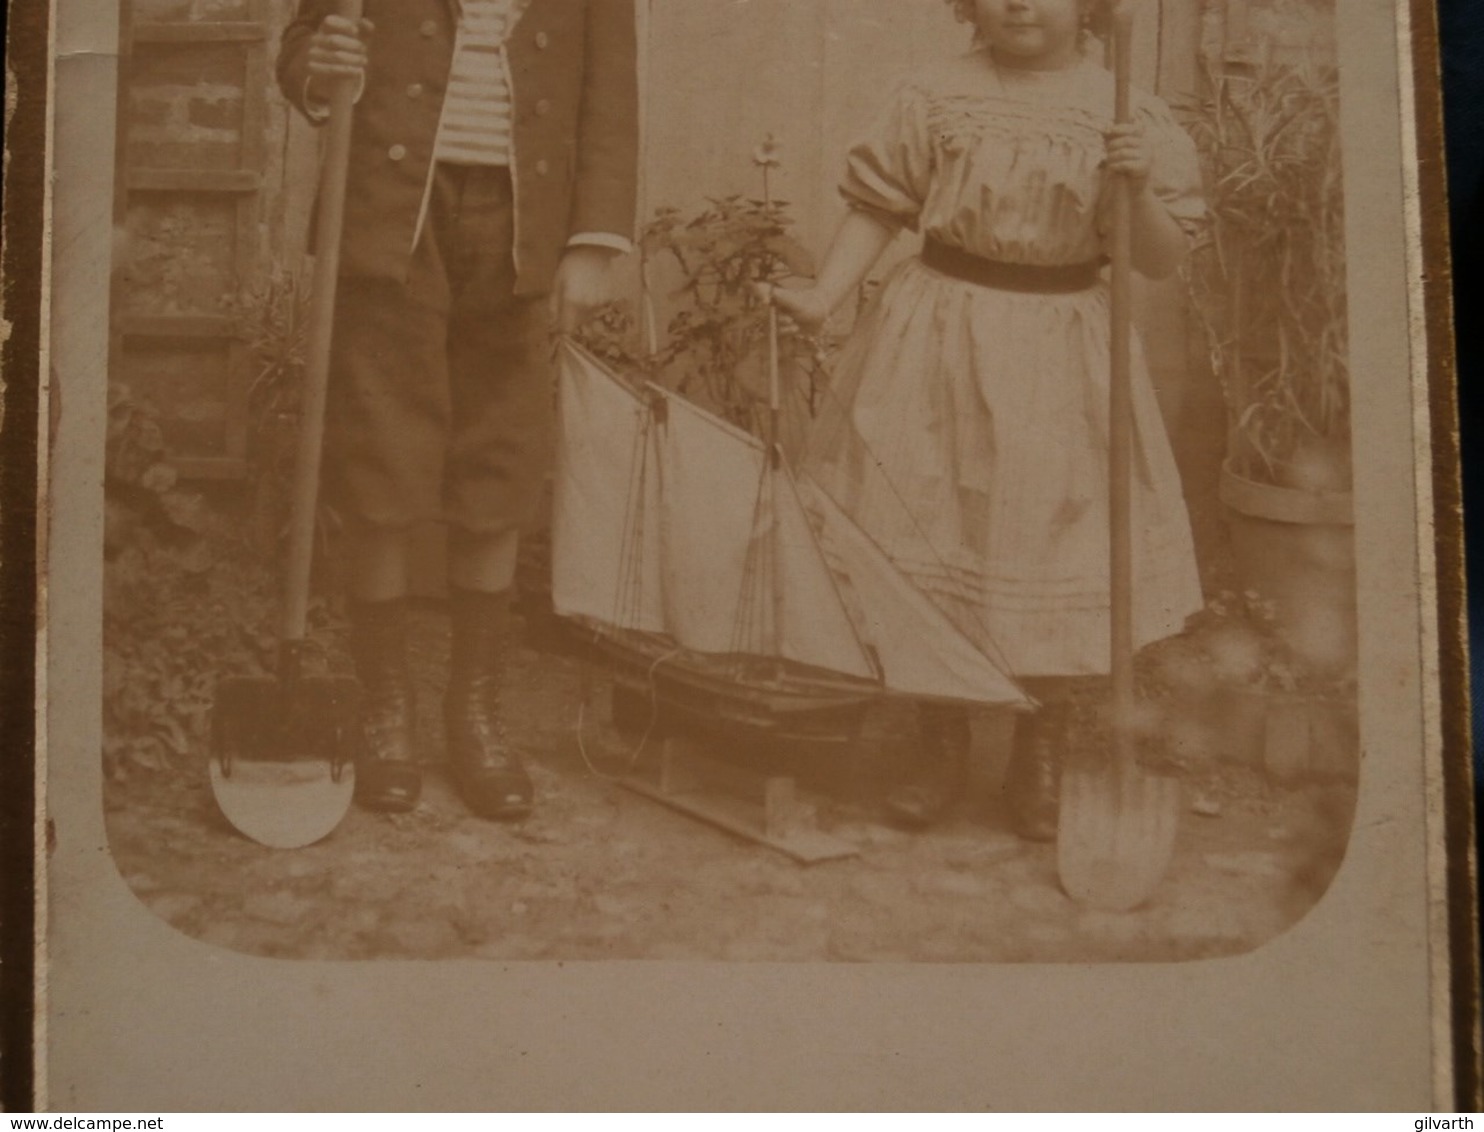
left=282, top=0, right=365, bottom=645
left=1108, top=4, right=1136, bottom=772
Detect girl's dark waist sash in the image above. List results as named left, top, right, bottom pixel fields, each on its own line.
left=920, top=239, right=1105, bottom=293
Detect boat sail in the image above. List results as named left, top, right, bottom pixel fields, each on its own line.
left=552, top=338, right=1030, bottom=739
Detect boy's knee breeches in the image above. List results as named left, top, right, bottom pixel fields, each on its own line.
left=324, top=166, right=552, bottom=536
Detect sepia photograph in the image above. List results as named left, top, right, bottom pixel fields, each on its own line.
left=92, top=0, right=1368, bottom=965
left=34, top=0, right=1476, bottom=1111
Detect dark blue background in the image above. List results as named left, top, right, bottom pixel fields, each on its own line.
left=1440, top=0, right=1483, bottom=835
left=1439, top=1, right=1484, bottom=973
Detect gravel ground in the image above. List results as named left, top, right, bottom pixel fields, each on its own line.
left=105, top=603, right=1357, bottom=965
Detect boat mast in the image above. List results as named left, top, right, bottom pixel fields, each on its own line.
left=759, top=141, right=786, bottom=664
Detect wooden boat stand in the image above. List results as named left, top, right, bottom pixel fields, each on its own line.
left=620, top=734, right=860, bottom=865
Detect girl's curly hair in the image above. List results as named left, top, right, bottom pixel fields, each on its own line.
left=945, top=0, right=1115, bottom=44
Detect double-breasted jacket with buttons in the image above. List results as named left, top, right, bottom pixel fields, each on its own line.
left=277, top=0, right=639, bottom=296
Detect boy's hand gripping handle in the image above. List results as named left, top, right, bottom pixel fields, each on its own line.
left=281, top=0, right=365, bottom=654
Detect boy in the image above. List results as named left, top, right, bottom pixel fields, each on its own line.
left=277, top=0, right=639, bottom=820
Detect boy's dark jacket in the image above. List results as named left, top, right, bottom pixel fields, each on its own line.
left=278, top=0, right=639, bottom=296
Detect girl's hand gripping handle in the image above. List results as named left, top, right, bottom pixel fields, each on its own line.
left=761, top=210, right=899, bottom=330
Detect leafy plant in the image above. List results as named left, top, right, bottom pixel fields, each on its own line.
left=1178, top=51, right=1350, bottom=491
left=102, top=380, right=343, bottom=780
left=222, top=265, right=342, bottom=564
left=103, top=382, right=245, bottom=777
left=575, top=141, right=836, bottom=451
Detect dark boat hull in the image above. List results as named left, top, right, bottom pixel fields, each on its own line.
left=568, top=620, right=879, bottom=744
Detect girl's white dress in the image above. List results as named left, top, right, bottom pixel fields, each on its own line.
left=805, top=52, right=1206, bottom=678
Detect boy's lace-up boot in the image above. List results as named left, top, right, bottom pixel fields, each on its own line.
left=444, top=588, right=534, bottom=820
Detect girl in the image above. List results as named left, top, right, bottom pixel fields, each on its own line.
left=772, top=0, right=1205, bottom=838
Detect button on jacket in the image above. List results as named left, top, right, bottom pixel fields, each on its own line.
left=277, top=0, right=639, bottom=297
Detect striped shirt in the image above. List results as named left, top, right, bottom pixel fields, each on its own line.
left=434, top=0, right=516, bottom=167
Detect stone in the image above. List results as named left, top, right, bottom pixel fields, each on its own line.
left=242, top=890, right=313, bottom=926
left=429, top=863, right=472, bottom=888
left=1024, top=922, right=1072, bottom=946
left=643, top=941, right=707, bottom=962
left=513, top=878, right=568, bottom=904
left=143, top=891, right=201, bottom=923
left=195, top=921, right=255, bottom=954
left=1204, top=851, right=1288, bottom=879
left=723, top=938, right=792, bottom=962
left=1076, top=910, right=1148, bottom=946
left=1166, top=905, right=1252, bottom=950
left=1008, top=881, right=1072, bottom=916
left=473, top=934, right=547, bottom=962
left=1263, top=700, right=1314, bottom=784
left=284, top=857, right=324, bottom=879
left=917, top=871, right=988, bottom=898
left=591, top=919, right=632, bottom=943
left=384, top=918, right=461, bottom=956
left=939, top=830, right=1024, bottom=867
left=764, top=870, right=807, bottom=898
left=829, top=941, right=912, bottom=964
left=592, top=893, right=633, bottom=919
left=849, top=873, right=906, bottom=905
left=916, top=935, right=983, bottom=963
left=834, top=822, right=910, bottom=851
left=446, top=830, right=511, bottom=861
left=1191, top=796, right=1223, bottom=818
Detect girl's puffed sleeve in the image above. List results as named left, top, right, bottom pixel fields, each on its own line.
left=840, top=81, right=934, bottom=231
left=1136, top=93, right=1207, bottom=235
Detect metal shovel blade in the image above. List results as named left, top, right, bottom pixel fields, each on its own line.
left=1057, top=764, right=1180, bottom=912
left=209, top=674, right=360, bottom=849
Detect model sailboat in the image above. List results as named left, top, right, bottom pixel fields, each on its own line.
left=552, top=337, right=1032, bottom=742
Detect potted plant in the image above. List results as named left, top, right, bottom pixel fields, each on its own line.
left=576, top=140, right=835, bottom=456
left=1179, top=46, right=1355, bottom=676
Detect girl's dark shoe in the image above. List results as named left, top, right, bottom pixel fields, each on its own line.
left=884, top=704, right=973, bottom=828
left=1004, top=705, right=1065, bottom=842
left=444, top=588, right=534, bottom=821
left=349, top=597, right=423, bottom=813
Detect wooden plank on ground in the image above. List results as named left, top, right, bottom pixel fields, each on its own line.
left=621, top=737, right=859, bottom=865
